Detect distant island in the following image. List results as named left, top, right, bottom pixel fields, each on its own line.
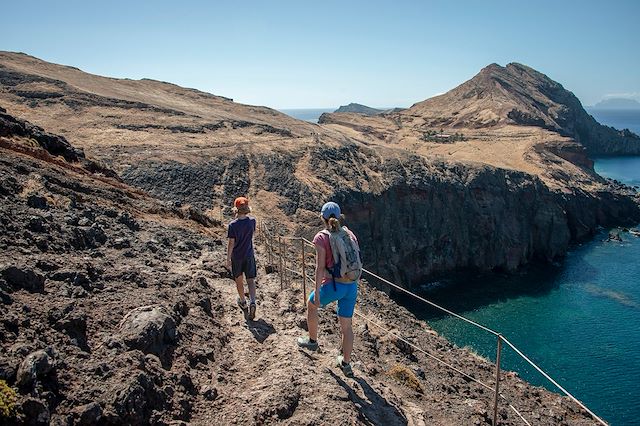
left=334, top=102, right=404, bottom=115
left=592, top=98, right=640, bottom=110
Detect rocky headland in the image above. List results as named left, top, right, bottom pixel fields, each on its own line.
left=333, top=103, right=405, bottom=116
left=1, top=53, right=639, bottom=291
left=0, top=109, right=600, bottom=424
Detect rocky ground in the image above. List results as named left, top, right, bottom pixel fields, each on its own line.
left=0, top=110, right=602, bottom=425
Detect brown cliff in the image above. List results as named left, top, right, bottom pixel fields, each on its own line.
left=1, top=52, right=639, bottom=291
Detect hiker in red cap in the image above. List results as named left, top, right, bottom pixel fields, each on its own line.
left=227, top=196, right=257, bottom=320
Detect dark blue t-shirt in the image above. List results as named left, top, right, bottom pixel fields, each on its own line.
left=227, top=216, right=256, bottom=260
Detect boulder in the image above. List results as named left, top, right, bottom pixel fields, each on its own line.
left=21, top=398, right=50, bottom=425
left=117, top=212, right=140, bottom=231
left=1, top=266, right=45, bottom=293
left=16, top=349, right=55, bottom=388
left=0, top=358, right=17, bottom=382
left=118, top=306, right=177, bottom=357
left=71, top=401, right=103, bottom=425
left=27, top=195, right=48, bottom=210
left=28, top=216, right=47, bottom=233
left=109, top=372, right=166, bottom=424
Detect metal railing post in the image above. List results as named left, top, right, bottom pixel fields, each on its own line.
left=283, top=237, right=288, bottom=287
left=278, top=236, right=283, bottom=290
left=301, top=238, right=307, bottom=305
left=266, top=224, right=272, bottom=266
left=493, top=334, right=503, bottom=425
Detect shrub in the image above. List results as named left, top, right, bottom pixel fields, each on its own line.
left=386, top=364, right=424, bottom=394
left=0, top=380, right=17, bottom=419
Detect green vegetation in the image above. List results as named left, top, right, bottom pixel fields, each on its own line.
left=0, top=380, right=17, bottom=419
left=386, top=364, right=424, bottom=394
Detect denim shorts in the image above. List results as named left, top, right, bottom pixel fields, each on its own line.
left=231, top=253, right=256, bottom=279
left=308, top=281, right=358, bottom=318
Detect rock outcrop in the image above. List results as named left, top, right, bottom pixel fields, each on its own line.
left=335, top=102, right=385, bottom=115
left=406, top=63, right=640, bottom=155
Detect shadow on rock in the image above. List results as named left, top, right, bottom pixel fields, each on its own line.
left=246, top=318, right=275, bottom=343
left=328, top=369, right=408, bottom=425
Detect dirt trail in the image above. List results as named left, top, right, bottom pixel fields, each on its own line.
left=182, top=243, right=414, bottom=425
left=169, top=236, right=594, bottom=426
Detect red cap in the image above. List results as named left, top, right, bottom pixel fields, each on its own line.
left=234, top=197, right=249, bottom=208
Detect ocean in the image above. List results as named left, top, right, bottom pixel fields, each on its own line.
left=278, top=108, right=334, bottom=123
left=587, top=108, right=640, bottom=135
left=397, top=109, right=640, bottom=425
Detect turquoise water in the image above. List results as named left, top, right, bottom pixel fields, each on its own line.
left=595, top=157, right=640, bottom=187
left=401, top=227, right=640, bottom=425
left=398, top=120, right=640, bottom=423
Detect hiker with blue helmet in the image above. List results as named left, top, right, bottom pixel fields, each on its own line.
left=297, top=201, right=362, bottom=378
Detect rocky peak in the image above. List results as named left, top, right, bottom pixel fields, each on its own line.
left=407, top=62, right=640, bottom=155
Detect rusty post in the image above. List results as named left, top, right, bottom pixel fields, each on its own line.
left=266, top=224, right=272, bottom=266
left=493, top=334, right=503, bottom=425
left=282, top=237, right=288, bottom=287
left=278, top=236, right=283, bottom=290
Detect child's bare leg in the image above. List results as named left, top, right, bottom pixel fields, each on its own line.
left=247, top=278, right=256, bottom=303
left=234, top=276, right=245, bottom=302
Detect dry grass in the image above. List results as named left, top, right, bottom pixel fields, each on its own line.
left=386, top=364, right=424, bottom=394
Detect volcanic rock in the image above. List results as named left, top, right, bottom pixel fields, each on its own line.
left=117, top=305, right=177, bottom=357
left=16, top=349, right=55, bottom=388
left=1, top=266, right=45, bottom=293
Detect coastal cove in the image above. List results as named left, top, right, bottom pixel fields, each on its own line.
left=399, top=155, right=640, bottom=425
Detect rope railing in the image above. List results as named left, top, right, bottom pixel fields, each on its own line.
left=255, top=220, right=607, bottom=426
left=352, top=310, right=532, bottom=426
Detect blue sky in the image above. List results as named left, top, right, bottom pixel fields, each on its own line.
left=1, top=0, right=639, bottom=109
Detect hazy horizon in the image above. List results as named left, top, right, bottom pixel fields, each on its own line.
left=1, top=1, right=639, bottom=109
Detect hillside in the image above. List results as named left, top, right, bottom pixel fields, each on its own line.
left=406, top=63, right=640, bottom=155
left=321, top=63, right=640, bottom=156
left=1, top=52, right=639, bottom=290
left=0, top=110, right=601, bottom=425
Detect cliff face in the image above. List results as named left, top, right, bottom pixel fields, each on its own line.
left=1, top=52, right=639, bottom=291
left=0, top=110, right=599, bottom=426
left=323, top=154, right=640, bottom=287
left=121, top=142, right=640, bottom=288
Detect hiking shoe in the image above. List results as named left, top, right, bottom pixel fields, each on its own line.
left=237, top=298, right=247, bottom=310
left=296, top=336, right=319, bottom=351
left=337, top=355, right=354, bottom=378
left=248, top=302, right=256, bottom=320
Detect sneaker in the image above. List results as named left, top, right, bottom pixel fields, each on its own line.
left=296, top=336, right=319, bottom=351
left=337, top=355, right=354, bottom=378
left=248, top=302, right=256, bottom=320
left=237, top=298, right=247, bottom=310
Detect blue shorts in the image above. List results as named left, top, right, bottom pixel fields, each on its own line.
left=308, top=281, right=358, bottom=318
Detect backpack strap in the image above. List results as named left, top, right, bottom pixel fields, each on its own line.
left=320, top=229, right=339, bottom=291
